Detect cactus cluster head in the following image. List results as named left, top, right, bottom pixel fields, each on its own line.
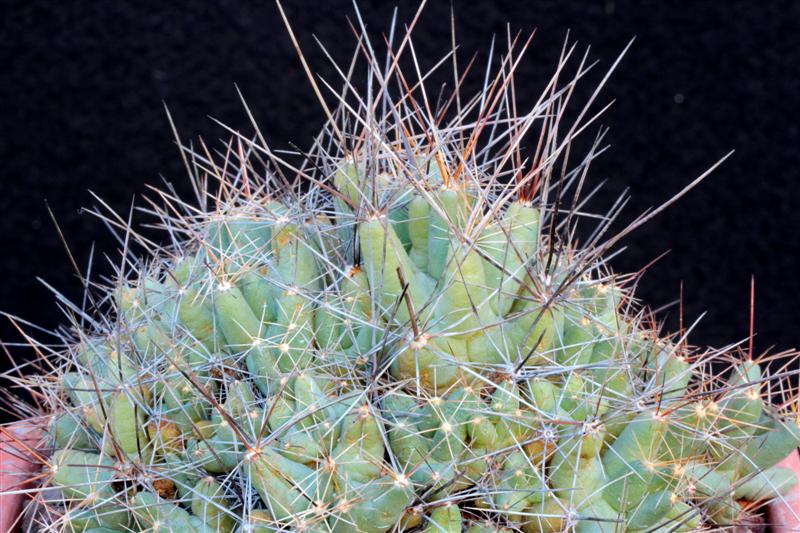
left=7, top=11, right=800, bottom=533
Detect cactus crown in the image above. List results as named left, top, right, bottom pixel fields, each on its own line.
left=7, top=9, right=800, bottom=533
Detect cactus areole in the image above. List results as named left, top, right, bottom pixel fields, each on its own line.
left=14, top=10, right=800, bottom=533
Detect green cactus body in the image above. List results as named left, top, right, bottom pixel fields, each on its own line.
left=160, top=451, right=202, bottom=502
left=493, top=451, right=547, bottom=523
left=213, top=284, right=264, bottom=347
left=510, top=305, right=564, bottom=366
left=107, top=392, right=149, bottom=457
left=600, top=411, right=673, bottom=511
left=481, top=202, right=540, bottom=317
left=238, top=510, right=277, bottom=533
left=438, top=240, right=493, bottom=333
left=328, top=476, right=414, bottom=533
left=387, top=411, right=431, bottom=471
left=219, top=216, right=273, bottom=262
left=389, top=202, right=412, bottom=251
left=30, top=22, right=800, bottom=533
left=520, top=495, right=566, bottom=533
left=361, top=217, right=428, bottom=322
left=63, top=505, right=130, bottom=532
left=733, top=465, right=797, bottom=500
left=131, top=491, right=213, bottom=532
left=191, top=477, right=237, bottom=533
left=331, top=406, right=386, bottom=483
left=213, top=283, right=280, bottom=394
left=408, top=194, right=431, bottom=270
left=549, top=450, right=606, bottom=506
left=52, top=412, right=97, bottom=451
left=736, top=416, right=800, bottom=475
left=51, top=450, right=117, bottom=501
left=673, top=461, right=731, bottom=499
left=333, top=156, right=364, bottom=210
left=63, top=373, right=109, bottom=434
left=423, top=504, right=462, bottom=533
left=555, top=309, right=596, bottom=367
left=392, top=332, right=463, bottom=393
left=426, top=188, right=465, bottom=280
left=246, top=445, right=332, bottom=524
left=177, top=284, right=226, bottom=352
left=571, top=497, right=621, bottom=533
left=158, top=375, right=210, bottom=435
left=716, top=361, right=764, bottom=442
left=625, top=491, right=698, bottom=531
left=238, top=267, right=279, bottom=326
left=186, top=438, right=231, bottom=474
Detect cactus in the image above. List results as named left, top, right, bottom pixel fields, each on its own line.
left=5, top=9, right=800, bottom=533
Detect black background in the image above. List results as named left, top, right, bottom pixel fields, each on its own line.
left=1, top=1, right=799, bottom=382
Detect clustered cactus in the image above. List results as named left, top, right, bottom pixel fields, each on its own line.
left=12, top=14, right=800, bottom=533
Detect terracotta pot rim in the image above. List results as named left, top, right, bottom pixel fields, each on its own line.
left=0, top=420, right=46, bottom=533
